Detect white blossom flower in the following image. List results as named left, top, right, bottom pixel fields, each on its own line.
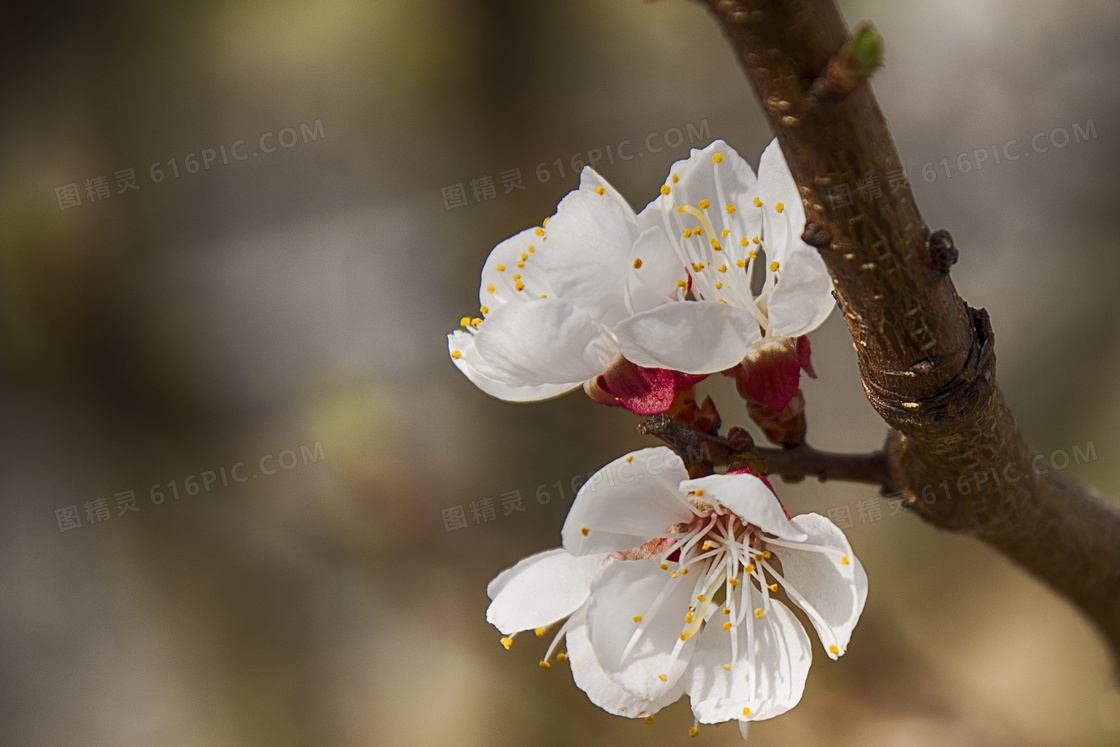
left=448, top=169, right=693, bottom=413
left=613, top=139, right=836, bottom=410
left=485, top=447, right=867, bottom=734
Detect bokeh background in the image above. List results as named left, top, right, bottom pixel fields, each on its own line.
left=2, top=0, right=1119, bottom=745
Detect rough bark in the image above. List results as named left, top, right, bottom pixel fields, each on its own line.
left=700, top=0, right=1120, bottom=660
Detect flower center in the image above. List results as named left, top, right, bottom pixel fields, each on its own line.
left=657, top=153, right=793, bottom=337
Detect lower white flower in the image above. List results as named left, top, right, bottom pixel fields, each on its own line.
left=485, top=447, right=867, bottom=735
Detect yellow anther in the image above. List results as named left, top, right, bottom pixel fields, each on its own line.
left=719, top=265, right=727, bottom=273
left=684, top=612, right=694, bottom=624
left=496, top=264, right=506, bottom=271
left=702, top=541, right=711, bottom=551
left=670, top=570, right=680, bottom=578
left=471, top=318, right=482, bottom=327
left=681, top=567, right=689, bottom=575
left=753, top=197, right=762, bottom=207
left=745, top=564, right=755, bottom=574
left=721, top=229, right=730, bottom=238
left=580, top=527, right=589, bottom=536
left=460, top=316, right=471, bottom=327
left=712, top=153, right=724, bottom=164
left=682, top=228, right=692, bottom=238
left=539, top=660, right=551, bottom=670
left=500, top=636, right=514, bottom=650
left=660, top=562, right=669, bottom=570
left=769, top=261, right=780, bottom=272
left=633, top=258, right=643, bottom=269
left=769, top=583, right=778, bottom=592
left=742, top=707, right=751, bottom=717
left=659, top=674, right=668, bottom=682
left=692, top=262, right=704, bottom=272
left=451, top=350, right=462, bottom=359
left=762, top=551, right=771, bottom=559
left=740, top=237, right=749, bottom=247
left=755, top=608, right=764, bottom=619
left=535, top=228, right=544, bottom=236
left=542, top=216, right=550, bottom=226
left=515, top=281, right=525, bottom=291
left=516, top=262, right=524, bottom=268
left=480, top=306, right=489, bottom=314
left=689, top=726, right=700, bottom=737
left=723, top=607, right=731, bottom=615
left=595, top=186, right=605, bottom=195
left=723, top=621, right=732, bottom=631
left=535, top=627, right=546, bottom=638
left=719, top=298, right=728, bottom=303
left=539, top=294, right=547, bottom=298
left=644, top=715, right=655, bottom=724
left=679, top=633, right=689, bottom=641
left=512, top=273, right=521, bottom=280
left=748, top=250, right=757, bottom=259
left=698, top=199, right=710, bottom=210
left=710, top=239, right=721, bottom=252
left=728, top=578, right=739, bottom=587
left=726, top=204, right=736, bottom=214
left=521, top=253, right=528, bottom=261
left=736, top=259, right=746, bottom=268
left=676, top=280, right=687, bottom=290
left=697, top=594, right=707, bottom=602
left=829, top=645, right=839, bottom=655
left=842, top=556, right=850, bottom=565
left=723, top=664, right=731, bottom=671
left=694, top=489, right=704, bottom=497
left=694, top=226, right=703, bottom=236
left=556, top=652, right=567, bottom=662
left=775, top=202, right=784, bottom=213
left=633, top=615, right=643, bottom=623
left=486, top=284, right=495, bottom=293
left=528, top=245, right=535, bottom=253
left=660, top=185, right=671, bottom=195
left=672, top=173, right=679, bottom=183
left=626, top=455, right=633, bottom=463
left=752, top=236, right=761, bottom=244
left=714, top=281, right=723, bottom=290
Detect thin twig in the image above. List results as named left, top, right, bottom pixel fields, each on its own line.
left=639, top=415, right=891, bottom=486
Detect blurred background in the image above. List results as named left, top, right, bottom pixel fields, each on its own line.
left=1, top=0, right=1118, bottom=744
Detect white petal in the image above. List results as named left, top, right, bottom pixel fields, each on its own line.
left=613, top=300, right=762, bottom=375
left=625, top=227, right=688, bottom=316
left=471, top=298, right=615, bottom=386
left=756, top=139, right=804, bottom=257
left=479, top=228, right=553, bottom=310
left=537, top=168, right=640, bottom=328
left=562, top=448, right=692, bottom=556
left=771, top=513, right=868, bottom=658
left=587, top=559, right=699, bottom=700
left=567, top=610, right=684, bottom=718
left=680, top=473, right=808, bottom=541
left=685, top=586, right=811, bottom=723
left=660, top=140, right=759, bottom=216
left=448, top=331, right=580, bottom=402
left=486, top=548, right=610, bottom=635
left=767, top=241, right=835, bottom=338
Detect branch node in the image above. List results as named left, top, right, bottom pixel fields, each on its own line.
left=927, top=229, right=959, bottom=272
left=801, top=222, right=831, bottom=248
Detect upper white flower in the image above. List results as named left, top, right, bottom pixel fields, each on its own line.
left=448, top=170, right=686, bottom=403
left=614, top=139, right=836, bottom=375
left=486, top=447, right=867, bottom=733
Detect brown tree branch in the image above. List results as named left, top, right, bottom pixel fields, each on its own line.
left=699, top=0, right=1120, bottom=661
